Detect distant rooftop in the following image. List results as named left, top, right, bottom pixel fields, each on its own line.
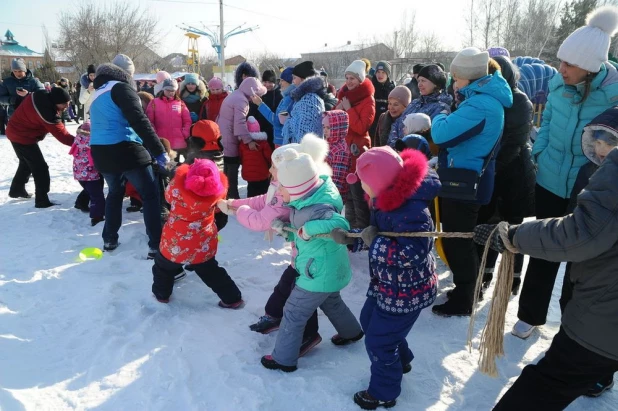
left=0, top=29, right=43, bottom=57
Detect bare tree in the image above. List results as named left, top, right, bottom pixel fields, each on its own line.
left=464, top=0, right=477, bottom=47
left=58, top=1, right=160, bottom=74
left=420, top=32, right=444, bottom=61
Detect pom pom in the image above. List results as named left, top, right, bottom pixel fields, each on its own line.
left=282, top=149, right=299, bottom=161
left=185, top=159, right=224, bottom=197
left=346, top=173, right=358, bottom=184
left=587, top=6, right=618, bottom=36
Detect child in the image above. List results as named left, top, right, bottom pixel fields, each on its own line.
left=240, top=116, right=272, bottom=197
left=374, top=86, right=411, bottom=147
left=260, top=149, right=363, bottom=372
left=401, top=112, right=438, bottom=156
left=219, top=135, right=330, bottom=347
left=332, top=146, right=440, bottom=409
left=185, top=119, right=224, bottom=169
left=200, top=77, right=228, bottom=121
left=152, top=158, right=243, bottom=307
left=69, top=121, right=105, bottom=226
left=323, top=110, right=352, bottom=203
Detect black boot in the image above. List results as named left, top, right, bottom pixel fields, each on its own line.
left=35, top=198, right=59, bottom=208
left=353, top=391, right=396, bottom=410
left=9, top=190, right=32, bottom=199
left=331, top=331, right=364, bottom=346
left=433, top=288, right=476, bottom=317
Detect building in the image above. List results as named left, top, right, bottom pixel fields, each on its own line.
left=212, top=55, right=247, bottom=88
left=0, top=30, right=44, bottom=74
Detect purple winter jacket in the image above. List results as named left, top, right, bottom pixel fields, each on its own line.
left=217, top=77, right=266, bottom=158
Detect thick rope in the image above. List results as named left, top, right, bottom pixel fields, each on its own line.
left=281, top=223, right=514, bottom=377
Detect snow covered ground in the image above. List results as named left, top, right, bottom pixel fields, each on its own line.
left=0, top=124, right=616, bottom=411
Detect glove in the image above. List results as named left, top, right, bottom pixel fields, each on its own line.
left=190, top=112, right=199, bottom=123
left=155, top=153, right=170, bottom=168
left=428, top=157, right=438, bottom=168
left=271, top=219, right=290, bottom=241
left=217, top=200, right=235, bottom=216
left=297, top=226, right=311, bottom=241
left=361, top=225, right=379, bottom=246
left=473, top=223, right=519, bottom=254
left=331, top=228, right=355, bottom=245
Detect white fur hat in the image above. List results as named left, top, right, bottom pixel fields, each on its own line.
left=277, top=150, right=321, bottom=201
left=403, top=113, right=432, bottom=134
left=558, top=6, right=618, bottom=73
left=345, top=60, right=366, bottom=83
left=450, top=47, right=489, bottom=81
left=271, top=133, right=332, bottom=176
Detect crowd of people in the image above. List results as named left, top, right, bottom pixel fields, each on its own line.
left=2, top=5, right=618, bottom=410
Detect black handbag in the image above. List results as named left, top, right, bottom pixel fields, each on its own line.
left=437, top=139, right=500, bottom=201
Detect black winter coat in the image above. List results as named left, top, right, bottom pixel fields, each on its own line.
left=369, top=77, right=395, bottom=140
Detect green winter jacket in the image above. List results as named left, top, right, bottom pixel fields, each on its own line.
left=532, top=62, right=618, bottom=198
left=288, top=176, right=352, bottom=293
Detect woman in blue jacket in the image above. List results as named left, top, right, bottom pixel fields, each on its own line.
left=513, top=6, right=618, bottom=340
left=430, top=47, right=513, bottom=317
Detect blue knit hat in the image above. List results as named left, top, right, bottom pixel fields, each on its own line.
left=280, top=67, right=294, bottom=84
left=184, top=73, right=199, bottom=85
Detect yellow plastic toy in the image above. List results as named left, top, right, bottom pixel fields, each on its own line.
left=79, top=247, right=103, bottom=261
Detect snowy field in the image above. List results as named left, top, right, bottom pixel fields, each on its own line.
left=0, top=124, right=616, bottom=411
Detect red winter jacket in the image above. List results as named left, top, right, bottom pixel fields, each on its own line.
left=160, top=164, right=228, bottom=264
left=337, top=79, right=375, bottom=172
left=239, top=131, right=272, bottom=182
left=201, top=91, right=228, bottom=122
left=6, top=92, right=74, bottom=146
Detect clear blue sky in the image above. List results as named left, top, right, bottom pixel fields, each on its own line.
left=0, top=0, right=468, bottom=59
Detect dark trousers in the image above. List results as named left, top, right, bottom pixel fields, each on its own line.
left=559, top=263, right=574, bottom=315
left=440, top=198, right=482, bottom=305
left=361, top=296, right=421, bottom=401
left=494, top=328, right=618, bottom=410
left=223, top=156, right=240, bottom=199
left=152, top=252, right=241, bottom=303
left=247, top=179, right=270, bottom=198
left=518, top=184, right=570, bottom=325
left=75, top=177, right=104, bottom=208
left=10, top=142, right=50, bottom=203
left=264, top=265, right=319, bottom=339
left=101, top=165, right=162, bottom=249
left=345, top=181, right=370, bottom=229
left=78, top=180, right=105, bottom=218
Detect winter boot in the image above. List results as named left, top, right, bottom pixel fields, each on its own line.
left=249, top=315, right=281, bottom=334
left=91, top=217, right=105, bottom=227
left=103, top=242, right=119, bottom=252
left=331, top=331, right=364, bottom=346
left=299, top=333, right=322, bottom=357
left=432, top=294, right=474, bottom=317
left=482, top=268, right=494, bottom=290
left=35, top=199, right=59, bottom=208
left=353, top=391, right=396, bottom=410
left=154, top=295, right=169, bottom=304
left=403, top=362, right=412, bottom=374
left=511, top=320, right=536, bottom=339
left=126, top=204, right=142, bottom=212
left=260, top=355, right=297, bottom=372
left=174, top=270, right=186, bottom=282
left=218, top=299, right=245, bottom=309
left=75, top=204, right=90, bottom=212
left=585, top=378, right=614, bottom=397
left=147, top=248, right=158, bottom=260
left=9, top=190, right=32, bottom=199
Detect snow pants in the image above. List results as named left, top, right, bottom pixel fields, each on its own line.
left=272, top=286, right=361, bottom=367
left=152, top=252, right=241, bottom=303
left=78, top=179, right=105, bottom=219
left=493, top=328, right=618, bottom=410
left=360, top=296, right=421, bottom=401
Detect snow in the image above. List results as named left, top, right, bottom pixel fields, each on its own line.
left=0, top=125, right=616, bottom=411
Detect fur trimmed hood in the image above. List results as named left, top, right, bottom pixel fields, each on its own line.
left=375, top=149, right=440, bottom=211
left=248, top=131, right=268, bottom=141
left=80, top=73, right=92, bottom=88
left=180, top=79, right=208, bottom=99
left=291, top=76, right=327, bottom=102
left=93, top=63, right=135, bottom=89
left=234, top=61, right=259, bottom=89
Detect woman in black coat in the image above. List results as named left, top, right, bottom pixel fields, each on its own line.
left=369, top=61, right=395, bottom=141
left=476, top=55, right=536, bottom=294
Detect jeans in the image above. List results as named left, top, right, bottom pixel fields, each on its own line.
left=10, top=142, right=50, bottom=203
left=101, top=165, right=162, bottom=249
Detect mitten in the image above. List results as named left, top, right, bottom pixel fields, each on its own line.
left=473, top=223, right=518, bottom=253
left=331, top=228, right=355, bottom=245
left=297, top=226, right=311, bottom=241
left=271, top=219, right=291, bottom=241
left=155, top=153, right=170, bottom=168
left=360, top=225, right=379, bottom=246
left=217, top=200, right=233, bottom=215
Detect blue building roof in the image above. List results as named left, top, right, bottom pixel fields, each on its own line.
left=0, top=29, right=43, bottom=57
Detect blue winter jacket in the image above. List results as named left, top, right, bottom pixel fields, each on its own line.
left=432, top=72, right=513, bottom=204
left=387, top=91, right=453, bottom=147
left=365, top=150, right=441, bottom=314
left=0, top=69, right=44, bottom=116
left=533, top=62, right=618, bottom=199
left=282, top=77, right=326, bottom=144
left=258, top=84, right=296, bottom=146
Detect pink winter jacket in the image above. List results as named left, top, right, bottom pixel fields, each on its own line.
left=217, top=77, right=267, bottom=158
left=230, top=181, right=290, bottom=231
left=69, top=127, right=100, bottom=182
left=146, top=96, right=192, bottom=150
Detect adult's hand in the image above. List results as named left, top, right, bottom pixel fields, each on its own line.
left=88, top=83, right=95, bottom=92
left=248, top=141, right=259, bottom=151
left=341, top=97, right=352, bottom=111
left=250, top=94, right=262, bottom=105
left=16, top=89, right=28, bottom=97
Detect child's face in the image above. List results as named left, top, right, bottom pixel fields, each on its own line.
left=323, top=123, right=331, bottom=138
left=388, top=99, right=405, bottom=118
left=270, top=164, right=278, bottom=181
left=595, top=139, right=615, bottom=162
left=361, top=181, right=375, bottom=199
left=210, top=88, right=223, bottom=95
left=278, top=185, right=291, bottom=202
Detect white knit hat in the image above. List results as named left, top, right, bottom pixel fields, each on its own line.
left=450, top=47, right=489, bottom=81
left=558, top=6, right=618, bottom=73
left=271, top=133, right=331, bottom=176
left=277, top=149, right=321, bottom=201
left=345, top=60, right=366, bottom=83
left=403, top=113, right=432, bottom=134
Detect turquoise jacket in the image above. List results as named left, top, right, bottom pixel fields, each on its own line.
left=288, top=176, right=352, bottom=293
left=532, top=62, right=618, bottom=198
